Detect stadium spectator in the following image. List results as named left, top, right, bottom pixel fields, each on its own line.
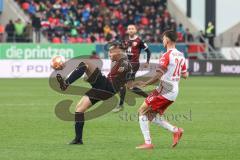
left=24, top=22, right=33, bottom=42
left=28, top=1, right=36, bottom=15
left=185, top=28, right=194, bottom=42
left=14, top=19, right=25, bottom=42
left=14, top=0, right=193, bottom=43
left=177, top=23, right=185, bottom=42
left=154, top=29, right=162, bottom=42
left=198, top=30, right=205, bottom=43
left=206, top=22, right=215, bottom=49
left=5, top=20, right=15, bottom=42
left=0, top=23, right=4, bottom=42
left=32, top=13, right=41, bottom=43
left=90, top=51, right=100, bottom=59
left=177, top=23, right=185, bottom=36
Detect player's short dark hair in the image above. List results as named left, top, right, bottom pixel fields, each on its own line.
left=162, top=30, right=178, bottom=42
left=109, top=40, right=125, bottom=49
left=104, top=40, right=125, bottom=51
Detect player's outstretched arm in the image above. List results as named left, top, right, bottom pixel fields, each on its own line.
left=141, top=40, right=151, bottom=67
left=134, top=71, right=163, bottom=88
left=145, top=48, right=151, bottom=64
left=142, top=48, right=151, bottom=68
left=144, top=71, right=163, bottom=86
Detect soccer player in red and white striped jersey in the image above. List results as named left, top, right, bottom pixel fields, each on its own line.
left=134, top=30, right=188, bottom=149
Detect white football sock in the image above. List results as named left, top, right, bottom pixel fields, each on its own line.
left=139, top=115, right=151, bottom=144
left=152, top=116, right=178, bottom=133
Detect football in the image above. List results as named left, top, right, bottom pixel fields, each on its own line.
left=50, top=55, right=66, bottom=70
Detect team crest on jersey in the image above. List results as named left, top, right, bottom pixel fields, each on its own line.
left=132, top=42, right=138, bottom=46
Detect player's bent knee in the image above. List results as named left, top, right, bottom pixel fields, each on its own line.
left=77, top=62, right=88, bottom=70
left=126, top=81, right=134, bottom=89
left=76, top=96, right=92, bottom=113
left=138, top=102, right=148, bottom=115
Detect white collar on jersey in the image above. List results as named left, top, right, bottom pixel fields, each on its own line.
left=129, top=35, right=138, bottom=40
left=168, top=48, right=177, bottom=51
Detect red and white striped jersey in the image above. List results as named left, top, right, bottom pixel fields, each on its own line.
left=156, top=48, right=187, bottom=101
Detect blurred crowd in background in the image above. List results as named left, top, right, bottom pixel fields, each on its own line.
left=0, top=0, right=237, bottom=46
left=0, top=0, right=196, bottom=43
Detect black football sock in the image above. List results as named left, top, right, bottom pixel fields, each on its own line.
left=75, top=112, right=85, bottom=141
left=65, top=62, right=87, bottom=84
left=131, top=87, right=148, bottom=98
left=119, top=86, right=126, bottom=106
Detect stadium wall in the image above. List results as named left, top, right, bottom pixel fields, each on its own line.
left=172, top=0, right=240, bottom=36
left=0, top=43, right=239, bottom=78
left=0, top=43, right=187, bottom=78
left=221, top=47, right=240, bottom=60
left=167, top=0, right=199, bottom=33
left=189, top=60, right=240, bottom=76
left=171, top=0, right=205, bottom=31
left=0, top=43, right=188, bottom=60
left=0, top=43, right=95, bottom=78
left=216, top=0, right=240, bottom=35
left=0, top=0, right=30, bottom=25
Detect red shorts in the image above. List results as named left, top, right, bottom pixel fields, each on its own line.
left=145, top=90, right=173, bottom=115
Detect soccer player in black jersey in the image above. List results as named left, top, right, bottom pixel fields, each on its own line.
left=56, top=41, right=132, bottom=144
left=112, top=24, right=152, bottom=113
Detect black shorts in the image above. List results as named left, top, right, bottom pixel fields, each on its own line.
left=128, top=62, right=140, bottom=81
left=85, top=68, right=116, bottom=105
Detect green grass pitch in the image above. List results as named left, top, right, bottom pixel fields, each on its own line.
left=0, top=77, right=240, bottom=160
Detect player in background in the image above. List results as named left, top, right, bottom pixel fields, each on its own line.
left=134, top=30, right=188, bottom=149
left=89, top=51, right=100, bottom=59
left=112, top=24, right=152, bottom=113
left=56, top=41, right=132, bottom=144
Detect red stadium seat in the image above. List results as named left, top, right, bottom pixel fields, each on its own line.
left=52, top=37, right=61, bottom=43
left=188, top=44, right=206, bottom=53
left=68, top=37, right=77, bottom=43
left=22, top=2, right=29, bottom=10
left=177, top=32, right=184, bottom=42
left=76, top=37, right=84, bottom=43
